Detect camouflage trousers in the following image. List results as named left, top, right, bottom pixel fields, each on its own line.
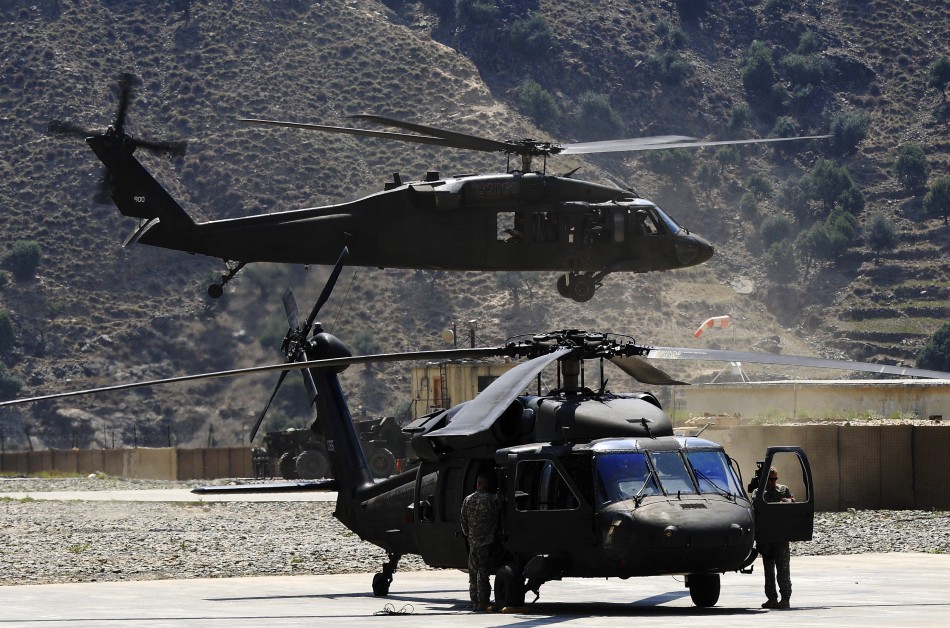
left=467, top=544, right=492, bottom=607
left=760, top=541, right=792, bottom=601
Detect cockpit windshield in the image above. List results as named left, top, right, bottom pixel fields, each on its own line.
left=595, top=448, right=742, bottom=505
left=595, top=452, right=659, bottom=504
left=651, top=204, right=683, bottom=235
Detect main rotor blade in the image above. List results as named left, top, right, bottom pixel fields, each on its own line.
left=0, top=347, right=507, bottom=409
left=609, top=356, right=687, bottom=386
left=113, top=72, right=135, bottom=136
left=561, top=134, right=832, bottom=155
left=644, top=346, right=950, bottom=380
left=239, top=118, right=490, bottom=151
left=350, top=114, right=516, bottom=154
left=426, top=347, right=571, bottom=438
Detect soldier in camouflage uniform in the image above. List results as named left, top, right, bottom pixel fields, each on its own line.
left=759, top=467, right=794, bottom=609
left=460, top=472, right=501, bottom=611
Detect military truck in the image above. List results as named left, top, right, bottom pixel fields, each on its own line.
left=252, top=416, right=412, bottom=480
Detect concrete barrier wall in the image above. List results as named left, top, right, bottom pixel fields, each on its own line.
left=0, top=447, right=253, bottom=481
left=1, top=433, right=947, bottom=510
left=700, top=425, right=947, bottom=510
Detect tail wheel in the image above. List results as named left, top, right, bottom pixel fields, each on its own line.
left=687, top=573, right=720, bottom=607
left=295, top=448, right=330, bottom=479
left=571, top=275, right=596, bottom=302
left=494, top=564, right=526, bottom=608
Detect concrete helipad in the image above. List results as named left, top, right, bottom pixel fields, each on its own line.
left=0, top=553, right=947, bottom=627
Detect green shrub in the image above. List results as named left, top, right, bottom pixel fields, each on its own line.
left=516, top=79, right=559, bottom=126
left=2, top=240, right=41, bottom=281
left=455, top=0, right=497, bottom=24
left=918, top=323, right=950, bottom=371
left=927, top=55, right=950, bottom=101
left=895, top=144, right=931, bottom=193
left=574, top=92, right=622, bottom=140
left=865, top=211, right=899, bottom=263
left=0, top=310, right=13, bottom=354
left=740, top=41, right=776, bottom=100
left=510, top=14, right=552, bottom=56
left=643, top=148, right=694, bottom=178
left=923, top=176, right=950, bottom=225
left=760, top=214, right=794, bottom=247
left=0, top=365, right=21, bottom=401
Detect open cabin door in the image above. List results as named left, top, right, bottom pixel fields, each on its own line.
left=752, top=446, right=815, bottom=544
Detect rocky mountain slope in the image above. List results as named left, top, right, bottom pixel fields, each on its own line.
left=0, top=0, right=947, bottom=450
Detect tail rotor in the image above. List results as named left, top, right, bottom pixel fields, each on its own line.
left=249, top=247, right=350, bottom=441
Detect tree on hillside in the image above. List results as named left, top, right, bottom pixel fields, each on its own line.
left=917, top=322, right=950, bottom=372
left=574, top=91, right=622, bottom=140
left=829, top=110, right=869, bottom=157
left=894, top=144, right=931, bottom=193
left=740, top=41, right=776, bottom=103
left=923, top=176, right=950, bottom=225
left=865, top=211, right=899, bottom=264
left=809, top=159, right=855, bottom=211
left=927, top=56, right=950, bottom=102
left=795, top=222, right=831, bottom=279
left=695, top=162, right=720, bottom=205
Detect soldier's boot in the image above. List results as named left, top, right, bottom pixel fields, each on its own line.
left=761, top=599, right=780, bottom=609
left=777, top=597, right=790, bottom=609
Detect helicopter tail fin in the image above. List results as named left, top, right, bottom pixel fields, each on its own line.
left=86, top=135, right=198, bottom=246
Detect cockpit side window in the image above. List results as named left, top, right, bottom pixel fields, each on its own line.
left=685, top=450, right=744, bottom=497
left=514, top=460, right=580, bottom=511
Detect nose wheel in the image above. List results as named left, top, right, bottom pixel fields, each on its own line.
left=556, top=271, right=606, bottom=302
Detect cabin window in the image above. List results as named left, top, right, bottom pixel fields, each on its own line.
left=685, top=450, right=744, bottom=497
left=531, top=211, right=559, bottom=243
left=594, top=452, right=659, bottom=505
left=496, top=211, right=524, bottom=243
left=649, top=451, right=697, bottom=495
left=514, top=460, right=579, bottom=511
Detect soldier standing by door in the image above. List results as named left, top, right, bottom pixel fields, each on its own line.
left=759, top=467, right=794, bottom=609
left=460, top=472, right=501, bottom=611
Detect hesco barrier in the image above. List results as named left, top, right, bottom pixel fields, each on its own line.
left=0, top=447, right=253, bottom=481
left=0, top=427, right=947, bottom=510
left=700, top=425, right=950, bottom=511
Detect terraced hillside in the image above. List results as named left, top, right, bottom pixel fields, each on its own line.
left=0, top=0, right=948, bottom=451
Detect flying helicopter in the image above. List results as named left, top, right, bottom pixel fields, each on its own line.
left=49, top=73, right=829, bottom=302
left=5, top=251, right=950, bottom=609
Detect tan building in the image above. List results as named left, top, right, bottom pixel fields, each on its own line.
left=409, top=360, right=517, bottom=419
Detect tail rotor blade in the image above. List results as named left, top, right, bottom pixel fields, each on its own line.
left=304, top=247, right=349, bottom=331
left=250, top=370, right=289, bottom=442
left=282, top=289, right=300, bottom=331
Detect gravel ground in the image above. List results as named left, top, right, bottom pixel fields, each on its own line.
left=1, top=476, right=948, bottom=586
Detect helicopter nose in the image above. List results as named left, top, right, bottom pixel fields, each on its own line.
left=674, top=232, right=714, bottom=267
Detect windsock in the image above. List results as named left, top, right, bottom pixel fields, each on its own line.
left=694, top=315, right=731, bottom=338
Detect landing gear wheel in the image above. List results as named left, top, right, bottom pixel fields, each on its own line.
left=207, top=283, right=224, bottom=299
left=494, top=564, right=526, bottom=608
left=295, top=448, right=330, bottom=479
left=556, top=274, right=570, bottom=298
left=372, top=572, right=391, bottom=596
left=687, top=573, right=720, bottom=607
left=570, top=275, right=596, bottom=302
left=368, top=448, right=396, bottom=478
left=277, top=452, right=299, bottom=480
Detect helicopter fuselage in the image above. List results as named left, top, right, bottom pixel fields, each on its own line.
left=88, top=134, right=712, bottom=300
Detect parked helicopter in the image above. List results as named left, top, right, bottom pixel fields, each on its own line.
left=49, top=73, right=828, bottom=302
left=5, top=252, right=950, bottom=609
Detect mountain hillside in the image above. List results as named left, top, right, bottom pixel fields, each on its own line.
left=1, top=0, right=948, bottom=450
